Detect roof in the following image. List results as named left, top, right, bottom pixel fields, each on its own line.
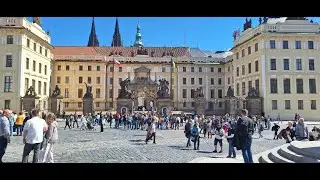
left=52, top=46, right=98, bottom=56
left=190, top=48, right=233, bottom=58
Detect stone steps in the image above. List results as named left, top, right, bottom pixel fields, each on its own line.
left=257, top=141, right=320, bottom=163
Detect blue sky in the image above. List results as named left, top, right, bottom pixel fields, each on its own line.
left=28, top=17, right=320, bottom=51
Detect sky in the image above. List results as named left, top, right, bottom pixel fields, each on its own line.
left=27, top=17, right=320, bottom=51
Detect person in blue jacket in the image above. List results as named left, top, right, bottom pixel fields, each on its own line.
left=191, top=122, right=200, bottom=150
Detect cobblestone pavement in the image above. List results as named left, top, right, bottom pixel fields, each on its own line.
left=2, top=122, right=297, bottom=163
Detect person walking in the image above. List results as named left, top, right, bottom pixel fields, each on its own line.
left=184, top=120, right=192, bottom=147
left=145, top=119, right=156, bottom=144
left=234, top=109, right=254, bottom=163
left=0, top=109, right=11, bottom=163
left=191, top=122, right=200, bottom=150
left=22, top=109, right=48, bottom=163
left=295, top=118, right=309, bottom=141
left=15, top=112, right=25, bottom=136
left=64, top=116, right=71, bottom=130
left=258, top=120, right=264, bottom=138
left=100, top=115, right=104, bottom=133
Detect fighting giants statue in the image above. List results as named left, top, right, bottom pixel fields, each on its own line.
left=118, top=78, right=132, bottom=99
left=247, top=87, right=259, bottom=97
left=157, top=78, right=170, bottom=98
left=25, top=86, right=37, bottom=97
left=226, top=86, right=235, bottom=97
left=194, top=87, right=204, bottom=98
left=83, top=82, right=93, bottom=98
left=51, top=85, right=61, bottom=98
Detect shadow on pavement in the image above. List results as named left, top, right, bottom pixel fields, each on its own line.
left=132, top=142, right=146, bottom=146
left=129, top=139, right=144, bottom=142
left=197, top=151, right=213, bottom=154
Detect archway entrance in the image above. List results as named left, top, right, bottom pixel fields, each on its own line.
left=162, top=107, right=168, bottom=117
left=121, top=107, right=127, bottom=115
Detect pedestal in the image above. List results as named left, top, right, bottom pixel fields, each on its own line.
left=225, top=97, right=238, bottom=116
left=156, top=98, right=173, bottom=116
left=195, top=97, right=206, bottom=115
left=117, top=98, right=133, bottom=114
left=22, top=96, right=39, bottom=113
left=246, top=97, right=262, bottom=116
left=83, top=98, right=94, bottom=115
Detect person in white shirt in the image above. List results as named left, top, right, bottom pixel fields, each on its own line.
left=80, top=115, right=87, bottom=130
left=145, top=119, right=156, bottom=144
left=22, top=109, right=48, bottom=163
left=212, top=122, right=225, bottom=153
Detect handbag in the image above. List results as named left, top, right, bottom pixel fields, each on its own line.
left=39, top=126, right=56, bottom=163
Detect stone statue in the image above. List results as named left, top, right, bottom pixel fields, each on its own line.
left=25, top=86, right=37, bottom=97
left=194, top=87, right=204, bottom=98
left=118, top=78, right=132, bottom=99
left=33, top=17, right=41, bottom=26
left=157, top=78, right=170, bottom=98
left=83, top=82, right=93, bottom=98
left=51, top=85, right=61, bottom=97
left=248, top=87, right=259, bottom=97
left=226, top=86, right=235, bottom=97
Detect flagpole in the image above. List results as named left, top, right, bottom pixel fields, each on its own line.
left=112, top=43, right=115, bottom=110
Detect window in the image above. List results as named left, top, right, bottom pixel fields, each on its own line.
left=32, top=79, right=35, bottom=88
left=218, top=78, right=222, bottom=85
left=228, top=66, right=230, bottom=72
left=64, top=102, right=69, bottom=108
left=45, top=49, right=47, bottom=57
left=96, top=77, right=101, bottom=84
left=6, top=55, right=12, bottom=67
left=66, top=65, right=70, bottom=71
left=210, top=78, right=214, bottom=85
left=208, top=102, right=213, bottom=109
left=44, top=65, right=47, bottom=75
left=295, top=41, right=301, bottom=49
left=64, top=88, right=69, bottom=98
left=242, top=65, right=245, bottom=75
left=199, top=67, right=202, bottom=72
left=78, top=102, right=82, bottom=108
left=191, top=78, right=194, bottom=85
left=57, top=65, right=61, bottom=71
left=4, top=76, right=13, bottom=92
left=44, top=82, right=47, bottom=95
left=39, top=46, right=42, bottom=54
left=298, top=100, right=304, bottom=110
left=248, top=81, right=252, bottom=90
left=270, top=59, right=276, bottom=70
left=199, top=78, right=203, bottom=85
left=191, top=102, right=195, bottom=107
left=248, top=63, right=251, bottom=73
left=4, top=100, right=10, bottom=109
left=38, top=81, right=41, bottom=95
left=272, top=100, right=278, bottom=110
left=7, top=35, right=13, bottom=44
left=296, top=59, right=302, bottom=70
left=110, top=78, right=113, bottom=84
left=283, top=79, right=291, bottom=93
left=191, top=89, right=195, bottom=98
left=255, top=60, right=259, bottom=72
left=285, top=100, right=291, bottom=110
left=65, top=76, right=69, bottom=84
left=57, top=76, right=61, bottom=84
left=311, top=100, right=317, bottom=110
left=25, top=78, right=29, bottom=92
left=270, top=40, right=276, bottom=49
left=283, top=59, right=289, bottom=70
left=255, top=43, right=258, bottom=52
left=183, top=102, right=186, bottom=107
left=248, top=46, right=251, bottom=55
left=33, top=42, right=36, bottom=51
left=119, top=78, right=123, bottom=84
left=308, top=41, right=314, bottom=49
left=242, top=82, right=246, bottom=95
left=210, top=67, right=214, bottom=72
left=191, top=67, right=194, bottom=72
left=183, top=78, right=186, bottom=85
left=118, top=67, right=122, bottom=72
left=228, top=77, right=230, bottom=84
left=79, top=77, right=83, bottom=83
left=218, top=102, right=223, bottom=108
left=236, top=83, right=240, bottom=96
left=96, top=66, right=100, bottom=71
left=242, top=49, right=245, bottom=57
left=218, top=89, right=222, bottom=98
left=27, top=39, right=30, bottom=47
left=183, top=67, right=186, bottom=72
left=110, top=67, right=114, bottom=72
left=296, top=79, right=304, bottom=93
left=96, top=102, right=100, bottom=108
left=211, top=89, right=215, bottom=98
left=96, top=88, right=101, bottom=98
left=309, top=59, right=315, bottom=71
left=33, top=61, right=36, bottom=71
left=255, top=79, right=259, bottom=93
left=79, top=65, right=83, bottom=71
left=162, top=67, right=166, bottom=72
left=218, top=68, right=222, bottom=73
left=236, top=67, right=239, bottom=77
left=39, top=63, right=42, bottom=73
left=283, top=40, right=288, bottom=49
left=309, top=79, right=316, bottom=94
left=26, top=58, right=29, bottom=69
left=270, top=78, right=278, bottom=93
left=78, top=89, right=83, bottom=98
left=88, top=66, right=92, bottom=71
left=236, top=52, right=239, bottom=59
left=109, top=89, right=113, bottom=98
left=88, top=77, right=92, bottom=84
left=183, top=89, right=187, bottom=98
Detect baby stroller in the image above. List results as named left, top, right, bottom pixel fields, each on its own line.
left=87, top=121, right=97, bottom=131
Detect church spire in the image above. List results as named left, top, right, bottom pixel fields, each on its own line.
left=134, top=18, right=143, bottom=47
left=111, top=17, right=122, bottom=47
left=87, top=17, right=99, bottom=47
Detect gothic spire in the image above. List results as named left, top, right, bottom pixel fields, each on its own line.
left=87, top=17, right=99, bottom=47
left=111, top=17, right=123, bottom=47
left=134, top=18, right=143, bottom=47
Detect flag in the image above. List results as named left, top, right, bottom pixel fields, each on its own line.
left=113, top=58, right=121, bottom=65
left=104, top=56, right=107, bottom=62
left=170, top=57, right=175, bottom=69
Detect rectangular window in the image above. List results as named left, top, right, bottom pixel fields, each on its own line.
left=242, top=82, right=246, bottom=95
left=65, top=76, right=69, bottom=84
left=66, top=65, right=70, bottom=71
left=183, top=78, right=186, bottom=85
left=255, top=79, right=259, bottom=93
left=119, top=67, right=122, bottom=72
left=65, top=88, right=69, bottom=98
left=228, top=77, right=230, bottom=84
left=39, top=63, right=42, bottom=73
left=248, top=46, right=251, bottom=55
left=208, top=102, right=213, bottom=109
left=296, top=79, right=304, bottom=93
left=78, top=102, right=82, bottom=108
left=309, top=59, right=315, bottom=71
left=183, top=102, right=186, bottom=107
left=255, top=60, right=259, bottom=72
left=191, top=78, right=194, bottom=85
left=4, top=76, right=13, bottom=92
left=298, top=100, right=303, bottom=110
left=248, top=63, right=251, bottom=73
left=79, top=77, right=83, bottom=83
left=199, top=78, right=203, bottom=85
left=78, top=89, right=83, bottom=98
left=44, top=82, right=47, bottom=95
left=270, top=40, right=276, bottom=49
left=270, top=59, right=276, bottom=70
left=57, top=65, right=61, bottom=71
left=96, top=88, right=101, bottom=98
left=272, top=100, right=278, bottom=110
left=211, top=89, right=215, bottom=98
left=242, top=49, right=245, bottom=57
left=296, top=59, right=302, bottom=70
left=236, top=67, right=239, bottom=77
left=32, top=80, right=35, bottom=89
left=57, top=77, right=61, bottom=84
left=45, top=49, right=48, bottom=57
left=110, top=78, right=113, bottom=84
left=308, top=41, right=314, bottom=49
left=119, top=78, right=123, bottom=84
left=88, top=66, right=92, bottom=71
left=191, top=89, right=195, bottom=98
left=236, top=52, right=239, bottom=59
left=7, top=35, right=13, bottom=44
left=283, top=59, right=289, bottom=70
left=191, top=67, right=194, bottom=72
left=27, top=39, right=30, bottom=47
left=210, top=67, right=214, bottom=72
left=4, top=100, right=10, bottom=109
left=228, top=66, right=230, bottom=72
left=25, top=78, right=29, bottom=92
left=283, top=79, right=291, bottom=93
left=96, top=66, right=100, bottom=71
left=198, top=67, right=202, bottom=72
left=191, top=102, right=195, bottom=107
left=242, top=65, right=245, bottom=75
left=6, top=55, right=12, bottom=67
left=210, top=78, right=214, bottom=85
left=39, top=46, right=42, bottom=54
left=255, top=43, right=258, bottom=52
left=96, top=77, right=101, bottom=84
left=311, top=100, right=316, bottom=110
left=44, top=65, right=47, bottom=75
left=183, top=67, right=186, bottom=72
left=248, top=81, right=252, bottom=90
left=295, top=41, right=301, bottom=49
left=236, top=83, right=240, bottom=96
left=110, top=67, right=114, bottom=72
left=38, top=81, right=41, bottom=95
left=33, top=42, right=36, bottom=51
left=283, top=40, right=288, bottom=49
left=285, top=100, right=291, bottom=110
left=88, top=77, right=92, bottom=84
left=218, top=68, right=222, bottom=73
left=270, top=78, right=278, bottom=93
left=79, top=65, right=83, bottom=71
left=218, top=78, right=222, bottom=85
left=309, top=79, right=316, bottom=94
left=96, top=102, right=100, bottom=108
left=109, top=89, right=113, bottom=98
left=183, top=89, right=187, bottom=98
left=26, top=58, right=29, bottom=69
left=218, top=89, right=222, bottom=98
left=218, top=102, right=223, bottom=108
left=64, top=102, right=69, bottom=108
